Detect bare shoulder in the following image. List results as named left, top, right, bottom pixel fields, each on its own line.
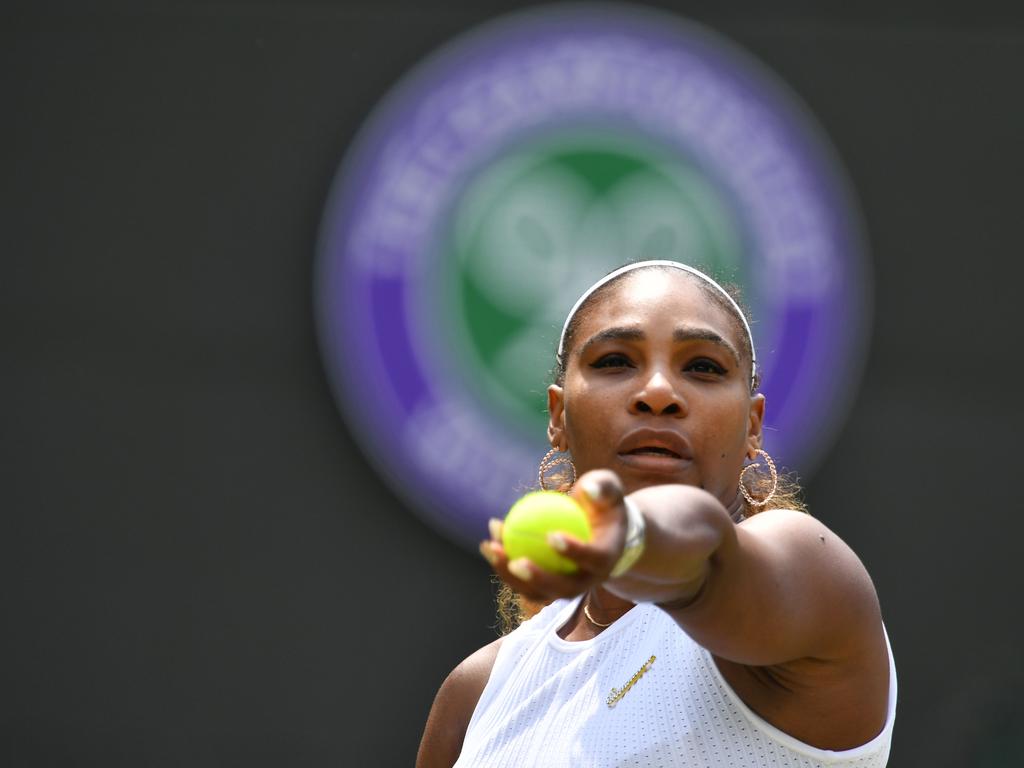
left=415, top=638, right=503, bottom=768
left=739, top=508, right=882, bottom=640
left=738, top=507, right=861, bottom=560
left=677, top=506, right=883, bottom=668
left=717, top=510, right=892, bottom=748
left=444, top=637, right=504, bottom=701
left=740, top=506, right=853, bottom=546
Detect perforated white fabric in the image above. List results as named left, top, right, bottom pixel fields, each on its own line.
left=455, top=597, right=896, bottom=767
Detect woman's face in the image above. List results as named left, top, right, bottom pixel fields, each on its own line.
left=548, top=269, right=765, bottom=504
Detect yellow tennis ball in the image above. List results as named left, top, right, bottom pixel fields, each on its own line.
left=502, top=490, right=591, bottom=574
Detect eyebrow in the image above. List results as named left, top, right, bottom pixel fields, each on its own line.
left=577, top=327, right=645, bottom=358
left=578, top=325, right=741, bottom=366
left=673, top=326, right=741, bottom=366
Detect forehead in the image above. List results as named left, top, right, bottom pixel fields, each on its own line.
left=574, top=269, right=740, bottom=343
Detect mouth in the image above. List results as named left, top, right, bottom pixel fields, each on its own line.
left=623, top=446, right=682, bottom=459
left=615, top=428, right=694, bottom=472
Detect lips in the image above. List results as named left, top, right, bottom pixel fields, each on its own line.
left=616, top=428, right=694, bottom=463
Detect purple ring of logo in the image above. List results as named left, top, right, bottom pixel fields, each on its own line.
left=316, top=5, right=870, bottom=549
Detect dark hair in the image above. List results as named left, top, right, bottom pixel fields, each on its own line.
left=495, top=263, right=803, bottom=634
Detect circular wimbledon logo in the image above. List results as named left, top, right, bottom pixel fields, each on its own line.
left=316, top=4, right=870, bottom=549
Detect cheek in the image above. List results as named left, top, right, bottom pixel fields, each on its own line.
left=695, top=399, right=752, bottom=465
left=562, top=383, right=619, bottom=455
left=564, top=405, right=613, bottom=449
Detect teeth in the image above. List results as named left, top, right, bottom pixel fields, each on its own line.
left=631, top=448, right=679, bottom=458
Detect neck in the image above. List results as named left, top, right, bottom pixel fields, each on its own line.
left=558, top=586, right=634, bottom=641
left=725, top=490, right=747, bottom=523
left=583, top=587, right=634, bottom=629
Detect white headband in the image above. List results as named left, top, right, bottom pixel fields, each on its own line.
left=556, top=260, right=758, bottom=388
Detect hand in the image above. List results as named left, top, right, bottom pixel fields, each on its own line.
left=479, top=469, right=628, bottom=603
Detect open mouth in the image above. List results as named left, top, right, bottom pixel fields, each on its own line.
left=625, top=447, right=682, bottom=459
left=617, top=428, right=693, bottom=466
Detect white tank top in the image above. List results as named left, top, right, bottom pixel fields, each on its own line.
left=455, top=597, right=896, bottom=767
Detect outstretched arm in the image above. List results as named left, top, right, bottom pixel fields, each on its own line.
left=480, top=470, right=890, bottom=748
left=484, top=471, right=881, bottom=666
left=614, top=483, right=883, bottom=668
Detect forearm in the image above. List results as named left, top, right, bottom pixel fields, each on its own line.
left=605, top=484, right=736, bottom=605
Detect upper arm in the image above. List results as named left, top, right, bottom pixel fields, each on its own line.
left=671, top=509, right=882, bottom=667
left=415, top=638, right=503, bottom=768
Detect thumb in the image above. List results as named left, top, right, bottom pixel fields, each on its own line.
left=570, top=469, right=626, bottom=540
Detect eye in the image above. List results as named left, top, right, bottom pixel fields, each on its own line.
left=686, top=358, right=727, bottom=376
left=591, top=352, right=634, bottom=369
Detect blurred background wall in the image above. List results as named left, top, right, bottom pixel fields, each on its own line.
left=5, top=2, right=1022, bottom=766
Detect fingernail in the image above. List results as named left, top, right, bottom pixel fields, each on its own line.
left=547, top=532, right=568, bottom=552
left=507, top=559, right=533, bottom=581
left=488, top=518, right=503, bottom=542
left=479, top=541, right=497, bottom=566
left=580, top=477, right=603, bottom=502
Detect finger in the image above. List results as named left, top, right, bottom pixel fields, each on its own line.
left=505, top=557, right=595, bottom=599
left=480, top=539, right=501, bottom=568
left=481, top=540, right=596, bottom=601
left=546, top=531, right=618, bottom=574
left=571, top=470, right=628, bottom=557
left=571, top=469, right=625, bottom=521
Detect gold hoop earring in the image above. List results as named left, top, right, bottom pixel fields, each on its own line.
left=539, top=447, right=577, bottom=491
left=739, top=449, right=778, bottom=508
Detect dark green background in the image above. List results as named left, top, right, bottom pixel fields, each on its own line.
left=5, top=2, right=1022, bottom=765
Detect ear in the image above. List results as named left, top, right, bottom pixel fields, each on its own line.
left=547, top=384, right=567, bottom=450
left=746, top=393, right=766, bottom=459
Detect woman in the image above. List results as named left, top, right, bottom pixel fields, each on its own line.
left=417, top=261, right=896, bottom=766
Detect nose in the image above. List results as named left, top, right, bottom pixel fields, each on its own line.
left=631, top=369, right=687, bottom=417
